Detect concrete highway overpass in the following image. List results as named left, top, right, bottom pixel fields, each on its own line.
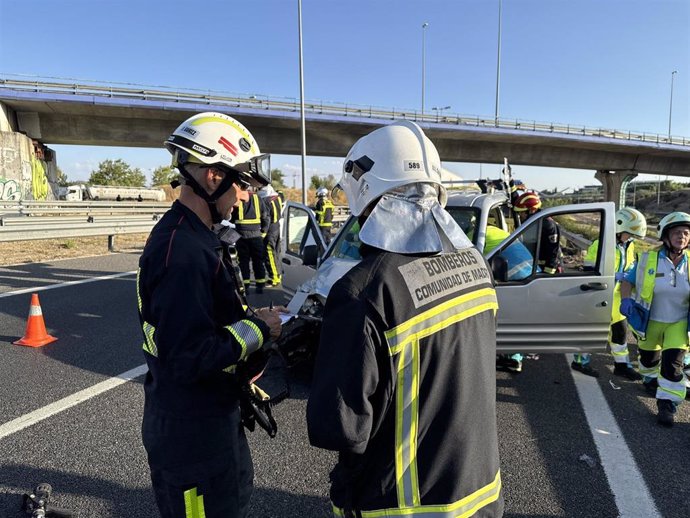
left=1, top=77, right=690, bottom=204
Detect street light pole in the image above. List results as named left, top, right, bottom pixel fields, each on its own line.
left=668, top=70, right=678, bottom=141
left=421, top=22, right=429, bottom=116
left=494, top=0, right=502, bottom=123
left=297, top=0, right=307, bottom=204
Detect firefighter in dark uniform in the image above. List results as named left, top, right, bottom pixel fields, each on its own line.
left=138, top=112, right=283, bottom=518
left=259, top=184, right=283, bottom=286
left=513, top=191, right=562, bottom=275
left=307, top=120, right=504, bottom=518
left=504, top=190, right=572, bottom=375
left=231, top=187, right=270, bottom=294
left=314, top=187, right=335, bottom=244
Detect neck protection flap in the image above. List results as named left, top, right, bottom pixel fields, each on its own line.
left=359, top=183, right=473, bottom=254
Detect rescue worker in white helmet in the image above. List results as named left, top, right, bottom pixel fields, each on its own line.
left=620, top=211, right=690, bottom=427
left=307, top=120, right=504, bottom=517
left=584, top=207, right=647, bottom=380
left=138, top=112, right=284, bottom=517
left=313, top=186, right=335, bottom=244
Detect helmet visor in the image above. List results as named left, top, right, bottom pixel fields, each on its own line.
left=234, top=154, right=272, bottom=188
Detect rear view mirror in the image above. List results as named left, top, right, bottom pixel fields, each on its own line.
left=302, top=244, right=319, bottom=267
left=491, top=255, right=509, bottom=283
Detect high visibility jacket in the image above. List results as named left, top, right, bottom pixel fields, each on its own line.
left=585, top=239, right=636, bottom=323
left=483, top=225, right=533, bottom=280
left=627, top=249, right=690, bottom=338
left=307, top=245, right=503, bottom=517
left=137, top=201, right=269, bottom=418
left=315, top=197, right=334, bottom=227
left=232, top=194, right=269, bottom=238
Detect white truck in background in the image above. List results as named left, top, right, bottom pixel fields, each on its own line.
left=59, top=184, right=166, bottom=202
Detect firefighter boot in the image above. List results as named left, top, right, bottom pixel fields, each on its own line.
left=656, top=399, right=676, bottom=428
left=613, top=363, right=643, bottom=381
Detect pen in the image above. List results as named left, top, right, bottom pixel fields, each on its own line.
left=269, top=300, right=274, bottom=311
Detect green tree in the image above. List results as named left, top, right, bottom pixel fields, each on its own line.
left=88, top=159, right=146, bottom=186
left=151, top=165, right=177, bottom=187
left=270, top=168, right=286, bottom=189
left=310, top=174, right=337, bottom=190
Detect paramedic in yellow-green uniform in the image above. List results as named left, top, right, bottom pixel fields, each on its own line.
left=620, top=212, right=690, bottom=427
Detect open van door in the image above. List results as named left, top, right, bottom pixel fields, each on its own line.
left=281, top=202, right=328, bottom=296
left=486, top=202, right=616, bottom=354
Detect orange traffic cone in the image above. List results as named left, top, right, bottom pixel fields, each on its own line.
left=14, top=293, right=58, bottom=347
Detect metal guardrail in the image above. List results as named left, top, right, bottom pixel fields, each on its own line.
left=0, top=201, right=348, bottom=244
left=2, top=76, right=688, bottom=147
left=0, top=200, right=170, bottom=244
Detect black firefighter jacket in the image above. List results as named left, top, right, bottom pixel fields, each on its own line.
left=137, top=201, right=270, bottom=419
left=307, top=245, right=504, bottom=518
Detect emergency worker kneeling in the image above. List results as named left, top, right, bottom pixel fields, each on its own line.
left=307, top=120, right=504, bottom=517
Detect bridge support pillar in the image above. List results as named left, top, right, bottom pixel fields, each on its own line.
left=595, top=170, right=637, bottom=210
left=0, top=122, right=59, bottom=201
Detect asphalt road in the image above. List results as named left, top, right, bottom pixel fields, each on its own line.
left=0, top=253, right=688, bottom=518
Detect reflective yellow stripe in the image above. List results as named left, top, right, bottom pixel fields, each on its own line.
left=386, top=287, right=497, bottom=510
left=183, top=487, right=207, bottom=518
left=332, top=470, right=501, bottom=517
left=394, top=337, right=421, bottom=507
left=138, top=269, right=159, bottom=357
left=238, top=194, right=261, bottom=224
left=142, top=321, right=158, bottom=357
left=385, top=288, right=498, bottom=356
left=224, top=319, right=264, bottom=365
left=266, top=243, right=281, bottom=282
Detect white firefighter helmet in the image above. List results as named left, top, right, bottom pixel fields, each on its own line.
left=338, top=120, right=446, bottom=217
left=658, top=211, right=690, bottom=239
left=258, top=184, right=277, bottom=198
left=164, top=112, right=270, bottom=188
left=316, top=187, right=329, bottom=197
left=615, top=207, right=647, bottom=238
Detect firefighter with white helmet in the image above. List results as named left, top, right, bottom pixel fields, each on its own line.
left=313, top=186, right=335, bottom=244
left=307, top=120, right=504, bottom=517
left=620, top=211, right=690, bottom=427
left=583, top=207, right=647, bottom=379
left=138, top=112, right=284, bottom=517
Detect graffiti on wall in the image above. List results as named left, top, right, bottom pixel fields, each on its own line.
left=0, top=178, right=21, bottom=201
left=31, top=156, right=49, bottom=200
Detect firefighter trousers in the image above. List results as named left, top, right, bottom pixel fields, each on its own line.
left=264, top=226, right=281, bottom=284
left=142, top=408, right=254, bottom=518
left=236, top=236, right=266, bottom=289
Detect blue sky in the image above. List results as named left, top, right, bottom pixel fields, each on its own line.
left=1, top=0, right=688, bottom=191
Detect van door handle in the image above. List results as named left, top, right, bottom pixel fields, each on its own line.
left=580, top=282, right=608, bottom=291
left=282, top=258, right=292, bottom=265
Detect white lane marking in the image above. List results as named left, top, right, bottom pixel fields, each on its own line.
left=568, top=354, right=659, bottom=518
left=0, top=271, right=136, bottom=299
left=0, top=364, right=147, bottom=440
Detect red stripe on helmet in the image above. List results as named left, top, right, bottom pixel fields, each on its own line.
left=218, top=136, right=238, bottom=156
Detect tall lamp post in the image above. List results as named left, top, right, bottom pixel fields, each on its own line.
left=298, top=0, right=307, bottom=204
left=421, top=22, right=429, bottom=116
left=494, top=0, right=502, bottom=123
left=659, top=70, right=678, bottom=206
left=668, top=70, right=678, bottom=141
